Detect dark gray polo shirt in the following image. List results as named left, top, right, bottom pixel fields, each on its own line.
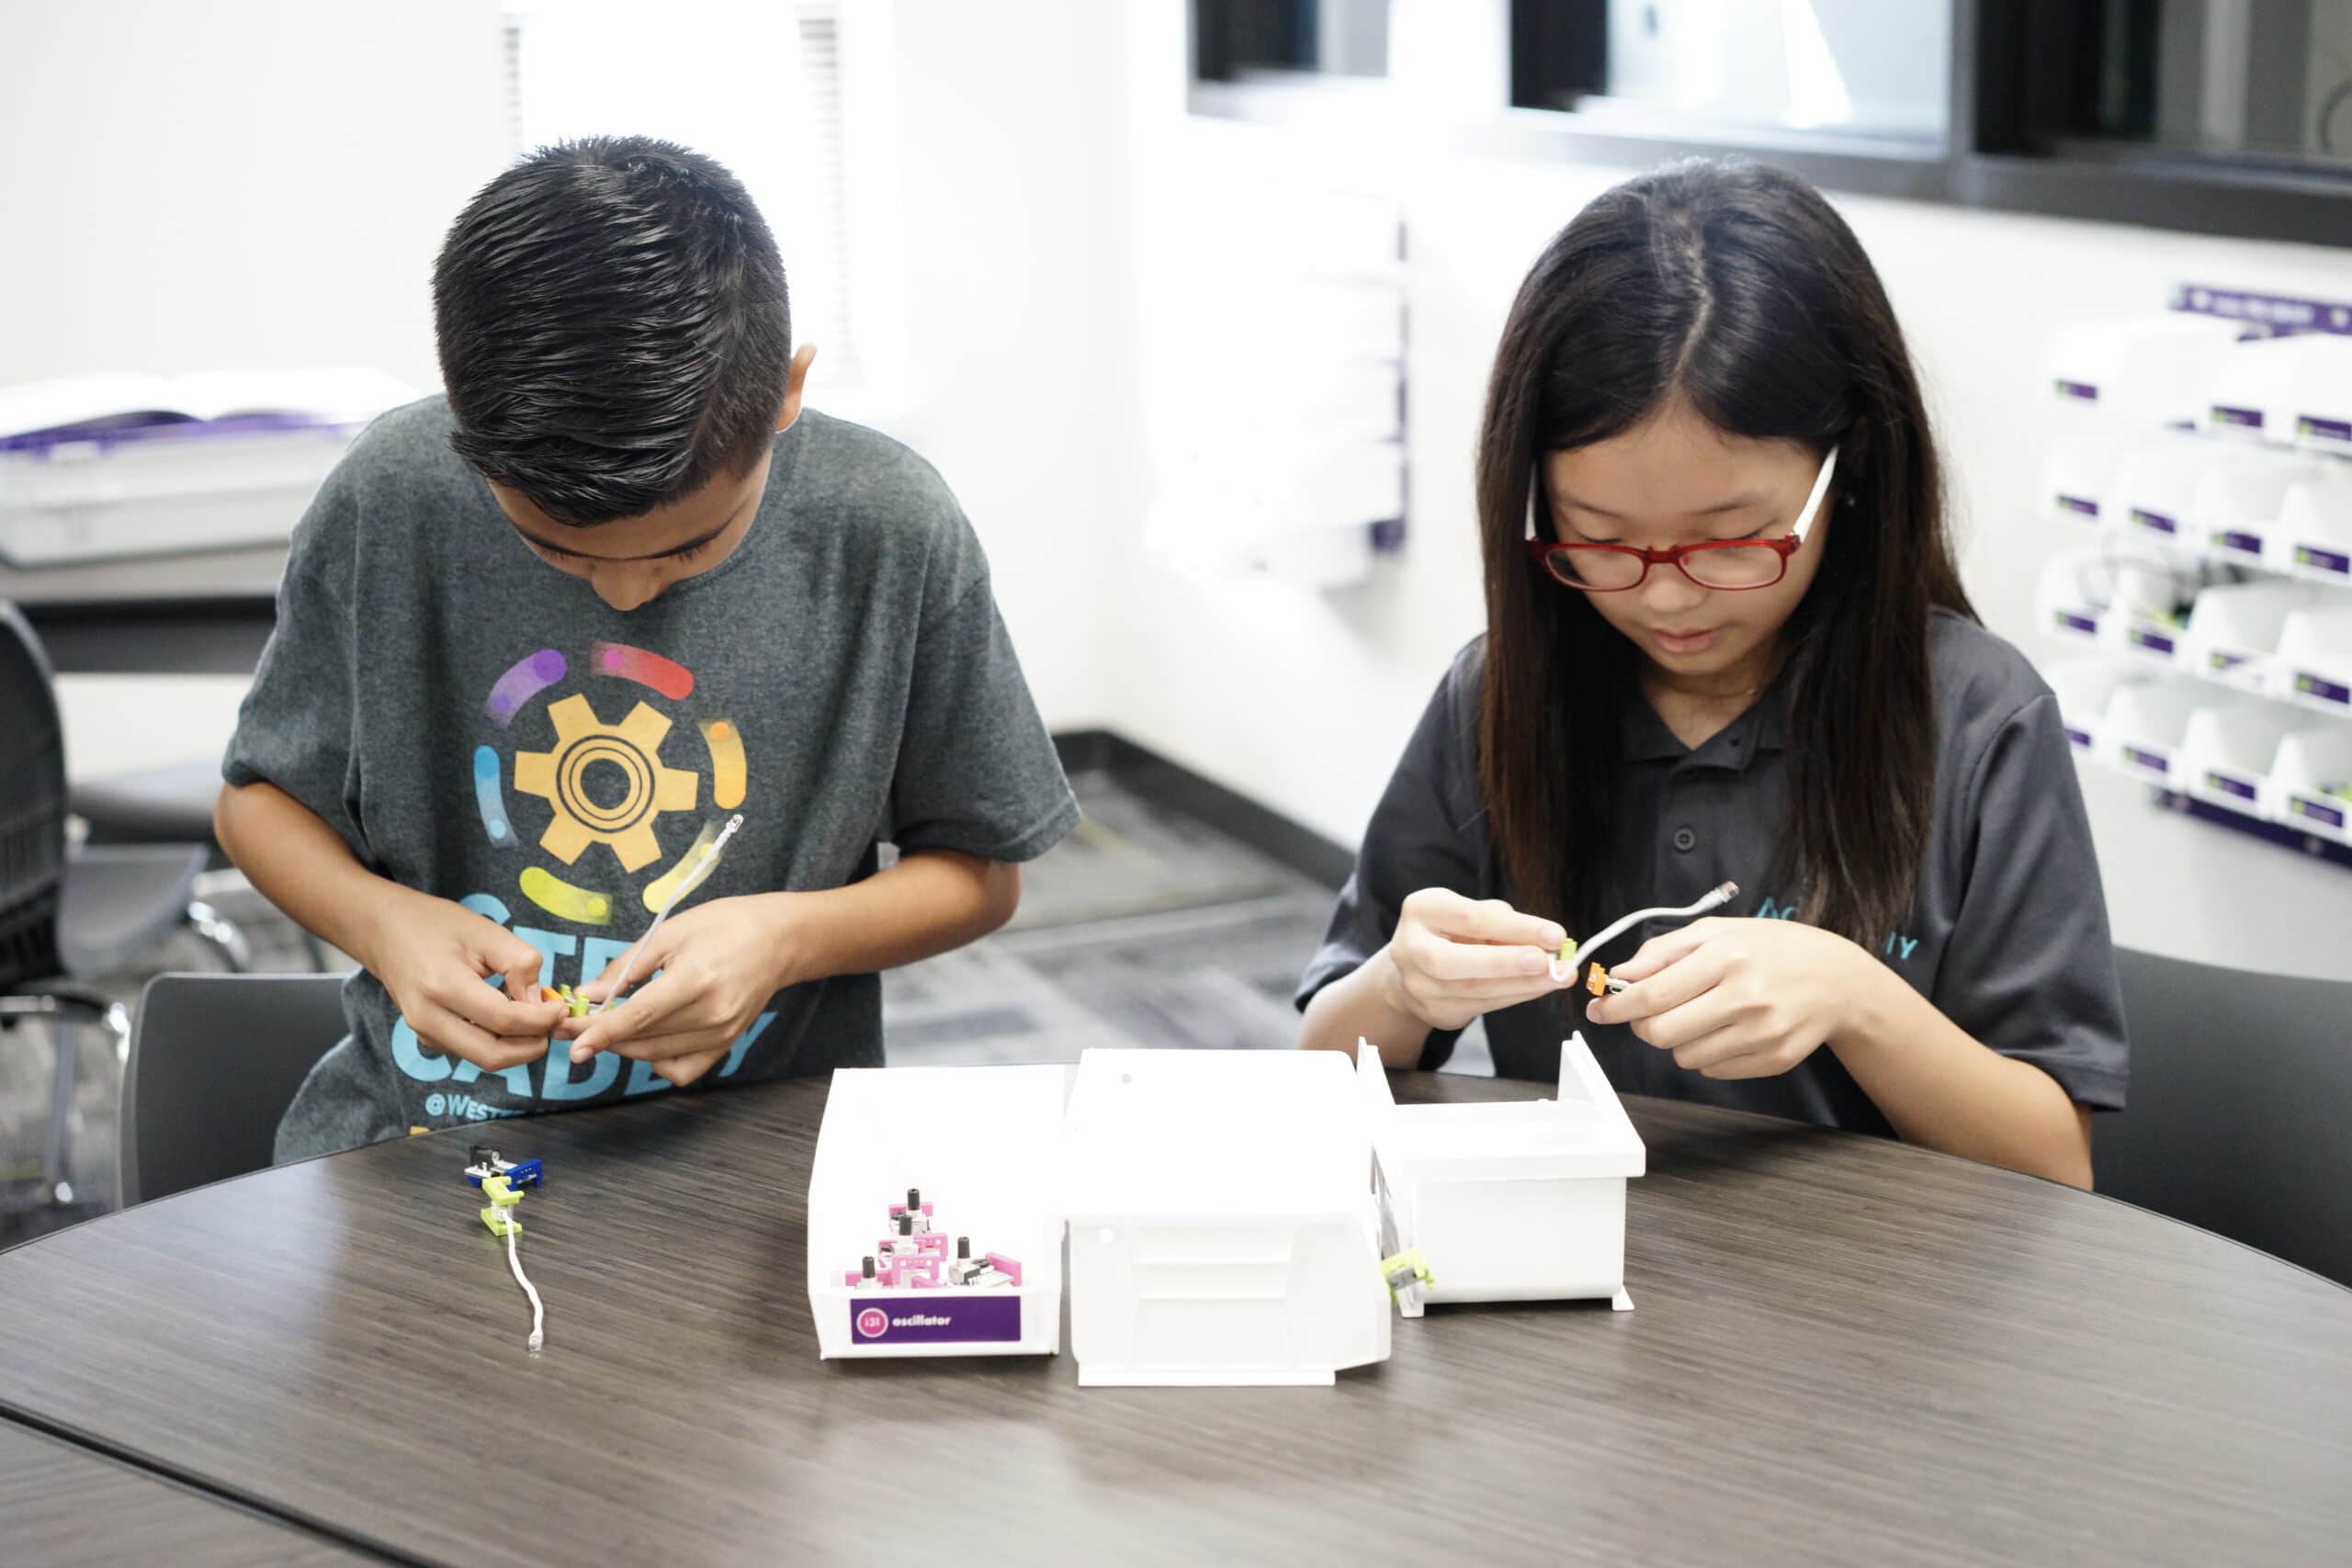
left=1298, top=610, right=2128, bottom=1134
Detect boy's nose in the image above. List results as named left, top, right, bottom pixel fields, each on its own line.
left=591, top=566, right=664, bottom=613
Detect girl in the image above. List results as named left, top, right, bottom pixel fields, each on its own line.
left=1297, top=161, right=2124, bottom=1187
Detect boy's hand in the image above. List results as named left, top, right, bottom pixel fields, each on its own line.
left=557, top=895, right=798, bottom=1087
left=364, top=886, right=566, bottom=1073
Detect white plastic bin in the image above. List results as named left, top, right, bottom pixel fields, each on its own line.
left=2268, top=722, right=2352, bottom=843
left=2177, top=703, right=2301, bottom=814
left=806, top=1065, right=1064, bottom=1359
left=2109, top=439, right=2213, bottom=543
left=2177, top=579, right=2317, bottom=692
left=2041, top=313, right=2240, bottom=425
left=2278, top=477, right=2352, bottom=588
left=2037, top=551, right=2121, bottom=645
left=2284, top=334, right=2352, bottom=454
left=1060, top=1049, right=1390, bottom=1388
left=2104, top=678, right=2219, bottom=782
left=2184, top=450, right=2324, bottom=567
left=2045, top=660, right=2151, bottom=754
left=2206, top=333, right=2332, bottom=441
left=1356, top=1036, right=1643, bottom=1315
left=2276, top=604, right=2352, bottom=718
left=2103, top=560, right=2199, bottom=666
left=2039, top=434, right=2134, bottom=526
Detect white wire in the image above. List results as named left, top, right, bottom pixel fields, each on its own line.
left=505, top=1217, right=545, bottom=1351
left=594, top=813, right=745, bottom=1016
left=1550, top=881, right=1741, bottom=984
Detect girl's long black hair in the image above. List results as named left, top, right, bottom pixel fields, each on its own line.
left=1476, top=159, right=1975, bottom=947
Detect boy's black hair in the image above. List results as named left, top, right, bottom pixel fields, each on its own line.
left=433, top=136, right=792, bottom=525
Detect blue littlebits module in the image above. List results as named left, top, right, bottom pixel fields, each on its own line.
left=464, top=1146, right=543, bottom=1189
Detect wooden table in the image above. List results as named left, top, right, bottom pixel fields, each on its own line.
left=1, top=1073, right=2346, bottom=1566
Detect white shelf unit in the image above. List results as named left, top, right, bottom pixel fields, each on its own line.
left=2037, top=297, right=2352, bottom=857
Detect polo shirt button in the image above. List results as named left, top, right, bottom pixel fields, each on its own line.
left=1673, top=826, right=1697, bottom=852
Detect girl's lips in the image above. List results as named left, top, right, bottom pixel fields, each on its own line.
left=1651, top=626, right=1726, bottom=656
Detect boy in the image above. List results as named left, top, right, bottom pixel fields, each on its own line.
left=218, top=137, right=1077, bottom=1160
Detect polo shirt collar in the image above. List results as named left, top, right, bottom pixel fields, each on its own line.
left=1615, top=676, right=1789, bottom=767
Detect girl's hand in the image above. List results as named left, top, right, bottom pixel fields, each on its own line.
left=1584, top=917, right=1879, bottom=1079
left=1377, top=888, right=1570, bottom=1033
left=555, top=895, right=800, bottom=1087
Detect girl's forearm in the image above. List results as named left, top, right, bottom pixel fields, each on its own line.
left=1299, top=947, right=1433, bottom=1069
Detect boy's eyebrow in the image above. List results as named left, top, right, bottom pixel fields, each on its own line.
left=1550, top=489, right=1770, bottom=521
left=510, top=513, right=738, bottom=563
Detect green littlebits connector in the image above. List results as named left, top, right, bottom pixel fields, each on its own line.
left=1380, top=1248, right=1433, bottom=1303
left=1556, top=937, right=1577, bottom=967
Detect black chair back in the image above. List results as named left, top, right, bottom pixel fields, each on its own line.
left=0, top=602, right=67, bottom=990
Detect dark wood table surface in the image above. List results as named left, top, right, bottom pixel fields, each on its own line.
left=0, top=1418, right=368, bottom=1564
left=1, top=1072, right=2346, bottom=1567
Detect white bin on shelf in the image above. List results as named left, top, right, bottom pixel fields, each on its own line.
left=2103, top=559, right=2200, bottom=666
left=806, top=1065, right=1065, bottom=1360
left=2041, top=313, right=2240, bottom=426
left=2104, top=678, right=2222, bottom=783
left=2177, top=579, right=2318, bottom=692
left=2109, top=439, right=2216, bottom=543
left=2276, top=604, right=2352, bottom=718
left=2039, top=551, right=2127, bottom=645
left=2278, top=477, right=2352, bottom=588
left=2039, top=434, right=2134, bottom=526
left=2206, top=333, right=2334, bottom=442
left=2046, top=660, right=2152, bottom=754
left=1355, top=1035, right=1644, bottom=1316
left=1059, top=1049, right=1390, bottom=1388
left=2268, top=722, right=2352, bottom=843
left=2284, top=334, right=2352, bottom=455
left=2184, top=450, right=2326, bottom=567
left=2177, top=703, right=2301, bottom=814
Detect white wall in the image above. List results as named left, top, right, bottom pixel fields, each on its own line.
left=1106, top=0, right=2352, bottom=978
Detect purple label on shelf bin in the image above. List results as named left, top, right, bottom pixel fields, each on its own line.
left=2130, top=508, right=2178, bottom=536
left=2123, top=747, right=2172, bottom=776
left=2127, top=626, right=2177, bottom=656
left=2056, top=495, right=2099, bottom=518
left=2063, top=727, right=2093, bottom=750
left=2208, top=649, right=2253, bottom=674
left=851, top=1295, right=1022, bottom=1345
left=2294, top=542, right=2352, bottom=576
left=2297, top=415, right=2352, bottom=444
left=2212, top=529, right=2265, bottom=557
left=2294, top=671, right=2352, bottom=706
left=2054, top=610, right=2100, bottom=637
left=2289, top=795, right=2347, bottom=830
left=2211, top=404, right=2265, bottom=430
left=2054, top=379, right=2098, bottom=401
left=2204, top=772, right=2260, bottom=803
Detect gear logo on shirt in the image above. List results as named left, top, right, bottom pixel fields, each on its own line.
left=471, top=642, right=748, bottom=927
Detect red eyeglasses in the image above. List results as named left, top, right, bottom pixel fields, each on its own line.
left=1524, top=446, right=1839, bottom=592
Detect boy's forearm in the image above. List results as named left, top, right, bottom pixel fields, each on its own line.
left=213, top=781, right=406, bottom=968
left=772, top=848, right=1020, bottom=982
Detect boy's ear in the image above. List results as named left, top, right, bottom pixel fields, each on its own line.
left=775, top=344, right=819, bottom=433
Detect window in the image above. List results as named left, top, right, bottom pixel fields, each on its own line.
left=501, top=0, right=868, bottom=388
left=1193, top=0, right=1392, bottom=83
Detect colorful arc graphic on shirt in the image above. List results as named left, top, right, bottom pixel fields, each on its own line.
left=478, top=642, right=750, bottom=927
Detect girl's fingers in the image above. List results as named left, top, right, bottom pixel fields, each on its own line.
left=1416, top=937, right=1557, bottom=984
left=1606, top=919, right=1721, bottom=984
left=1589, top=943, right=1730, bottom=1027
left=1408, top=889, right=1566, bottom=951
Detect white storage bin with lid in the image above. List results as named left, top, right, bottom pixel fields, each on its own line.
left=2184, top=450, right=2325, bottom=567
left=2039, top=434, right=2134, bottom=527
left=2206, top=333, right=2331, bottom=441
left=1356, top=1035, right=1643, bottom=1315
left=2109, top=438, right=2214, bottom=543
left=1059, top=1048, right=1390, bottom=1388
left=2277, top=604, right=2352, bottom=718
left=2176, top=703, right=2301, bottom=814
left=2104, top=678, right=2220, bottom=782
left=2177, top=580, right=2318, bottom=692
left=806, top=1065, right=1064, bottom=1359
left=2268, top=722, right=2352, bottom=843
left=2284, top=333, right=2352, bottom=454
left=2046, top=660, right=2151, bottom=753
left=2041, top=313, right=2240, bottom=425
left=2278, top=478, right=2352, bottom=587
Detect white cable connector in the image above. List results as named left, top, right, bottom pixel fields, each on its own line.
left=594, top=812, right=746, bottom=1016
left=1549, top=880, right=1741, bottom=985
left=506, top=1219, right=545, bottom=1352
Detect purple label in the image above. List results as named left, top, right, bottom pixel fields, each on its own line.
left=2294, top=671, right=2352, bottom=706
left=2056, top=495, right=2099, bottom=518
left=2205, top=772, right=2259, bottom=803
left=2212, top=529, right=2265, bottom=557
left=2290, top=795, right=2347, bottom=830
left=2207, top=650, right=2252, bottom=673
left=2297, top=415, right=2352, bottom=444
left=850, top=1295, right=1022, bottom=1345
left=2211, top=405, right=2265, bottom=429
left=2127, top=626, right=2177, bottom=656
left=2054, top=610, right=2100, bottom=637
left=2123, top=746, right=2171, bottom=775
left=2130, top=508, right=2178, bottom=536
left=2293, top=542, right=2352, bottom=575
left=2054, top=379, right=2098, bottom=401
left=2063, top=726, right=2093, bottom=750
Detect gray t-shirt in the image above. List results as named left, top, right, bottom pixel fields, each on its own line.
left=1298, top=610, right=2128, bottom=1133
left=231, top=398, right=1078, bottom=1159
